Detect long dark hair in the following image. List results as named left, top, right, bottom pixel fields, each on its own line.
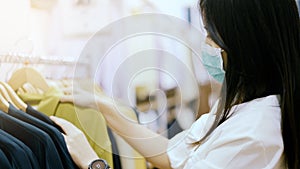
left=198, top=0, right=300, bottom=168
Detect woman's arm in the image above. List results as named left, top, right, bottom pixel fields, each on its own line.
left=97, top=98, right=171, bottom=169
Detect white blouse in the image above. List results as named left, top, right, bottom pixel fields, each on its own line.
left=167, top=95, right=284, bottom=169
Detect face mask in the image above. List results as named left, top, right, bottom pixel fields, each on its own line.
left=201, top=42, right=225, bottom=83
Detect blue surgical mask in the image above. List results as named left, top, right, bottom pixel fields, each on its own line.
left=201, top=42, right=225, bottom=83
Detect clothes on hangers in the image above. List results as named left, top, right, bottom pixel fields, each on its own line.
left=53, top=94, right=147, bottom=169
left=0, top=129, right=40, bottom=168
left=18, top=87, right=114, bottom=168
left=7, top=103, right=79, bottom=169
left=0, top=148, right=11, bottom=168
left=26, top=104, right=65, bottom=134
left=27, top=102, right=122, bottom=169
left=19, top=86, right=148, bottom=169
left=0, top=76, right=79, bottom=169
left=54, top=103, right=114, bottom=167
left=0, top=110, right=64, bottom=169
left=0, top=130, right=37, bottom=169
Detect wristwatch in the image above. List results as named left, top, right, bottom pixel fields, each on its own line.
left=88, top=159, right=110, bottom=169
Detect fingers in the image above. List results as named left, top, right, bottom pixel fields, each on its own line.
left=50, top=116, right=80, bottom=136
left=61, top=87, right=73, bottom=95
left=60, top=95, right=74, bottom=103
left=61, top=86, right=85, bottom=95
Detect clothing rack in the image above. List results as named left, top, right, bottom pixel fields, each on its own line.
left=0, top=53, right=90, bottom=81
left=0, top=53, right=78, bottom=65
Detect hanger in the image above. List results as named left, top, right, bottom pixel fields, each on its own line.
left=0, top=83, right=17, bottom=108
left=0, top=82, right=27, bottom=112
left=16, top=87, right=25, bottom=95
left=22, top=82, right=40, bottom=94
left=0, top=86, right=10, bottom=113
left=8, top=67, right=49, bottom=93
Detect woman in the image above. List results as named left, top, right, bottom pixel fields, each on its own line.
left=51, top=0, right=300, bottom=168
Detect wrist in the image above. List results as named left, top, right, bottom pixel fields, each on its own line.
left=80, top=153, right=99, bottom=169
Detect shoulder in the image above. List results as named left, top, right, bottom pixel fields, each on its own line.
left=222, top=95, right=281, bottom=141
left=191, top=95, right=284, bottom=169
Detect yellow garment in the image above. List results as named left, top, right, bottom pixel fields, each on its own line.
left=54, top=103, right=113, bottom=166
left=18, top=87, right=113, bottom=168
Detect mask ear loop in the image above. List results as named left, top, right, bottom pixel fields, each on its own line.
left=219, top=52, right=225, bottom=72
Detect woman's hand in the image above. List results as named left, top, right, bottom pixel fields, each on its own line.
left=59, top=85, right=124, bottom=119
left=50, top=116, right=99, bottom=169
left=60, top=86, right=99, bottom=109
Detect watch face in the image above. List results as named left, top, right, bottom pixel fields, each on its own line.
left=90, top=159, right=108, bottom=169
